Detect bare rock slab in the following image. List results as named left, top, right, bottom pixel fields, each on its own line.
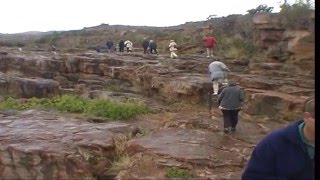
left=0, top=109, right=133, bottom=179
left=127, top=128, right=251, bottom=168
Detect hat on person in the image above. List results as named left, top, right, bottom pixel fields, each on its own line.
left=170, top=40, right=174, bottom=42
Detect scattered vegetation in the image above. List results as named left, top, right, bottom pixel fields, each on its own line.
left=0, top=95, right=149, bottom=120
left=0, top=41, right=26, bottom=47
left=165, top=167, right=190, bottom=179
left=33, top=32, right=60, bottom=45
left=109, top=134, right=132, bottom=174
left=279, top=1, right=314, bottom=30
left=247, top=4, right=274, bottom=15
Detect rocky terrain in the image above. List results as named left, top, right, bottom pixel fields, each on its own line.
left=0, top=11, right=314, bottom=179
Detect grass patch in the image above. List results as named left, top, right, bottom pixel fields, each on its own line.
left=0, top=95, right=149, bottom=120
left=165, top=167, right=190, bottom=179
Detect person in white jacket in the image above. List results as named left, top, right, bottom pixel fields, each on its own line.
left=124, top=40, right=133, bottom=53
left=168, top=40, right=178, bottom=59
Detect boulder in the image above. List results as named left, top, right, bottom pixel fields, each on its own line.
left=243, top=88, right=309, bottom=120
left=0, top=73, right=60, bottom=98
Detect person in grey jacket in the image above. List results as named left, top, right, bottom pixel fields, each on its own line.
left=218, top=83, right=244, bottom=134
left=208, top=60, right=230, bottom=95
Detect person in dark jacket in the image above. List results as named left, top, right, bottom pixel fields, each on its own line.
left=218, top=82, right=244, bottom=133
left=118, top=40, right=125, bottom=52
left=242, top=96, right=314, bottom=180
left=106, top=40, right=114, bottom=52
left=142, top=38, right=149, bottom=54
left=149, top=40, right=158, bottom=55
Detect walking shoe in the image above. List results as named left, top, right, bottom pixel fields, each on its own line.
left=212, top=92, right=218, bottom=96
left=231, top=127, right=236, bottom=132
left=224, top=128, right=230, bottom=134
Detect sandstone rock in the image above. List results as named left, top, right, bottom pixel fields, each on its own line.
left=284, top=30, right=314, bottom=61
left=0, top=73, right=60, bottom=98
left=243, top=88, right=308, bottom=120
left=0, top=109, right=133, bottom=179
left=253, top=13, right=285, bottom=49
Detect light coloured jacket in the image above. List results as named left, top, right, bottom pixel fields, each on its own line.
left=124, top=40, right=133, bottom=50
left=208, top=61, right=230, bottom=80
left=168, top=41, right=177, bottom=52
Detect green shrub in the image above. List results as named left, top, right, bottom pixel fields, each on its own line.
left=0, top=97, right=20, bottom=109
left=0, top=95, right=148, bottom=120
left=86, top=99, right=148, bottom=120
left=165, top=167, right=190, bottom=179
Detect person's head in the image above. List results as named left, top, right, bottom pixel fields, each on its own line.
left=170, top=40, right=174, bottom=42
left=302, top=96, right=315, bottom=137
left=227, top=82, right=237, bottom=86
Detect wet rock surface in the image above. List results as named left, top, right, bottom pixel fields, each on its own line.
left=0, top=109, right=133, bottom=179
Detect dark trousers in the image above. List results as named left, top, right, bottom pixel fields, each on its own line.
left=150, top=48, right=158, bottom=54
left=221, top=109, right=240, bottom=129
left=119, top=47, right=124, bottom=52
left=143, top=48, right=148, bottom=54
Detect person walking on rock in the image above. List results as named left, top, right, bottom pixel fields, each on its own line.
left=118, top=39, right=125, bottom=52
left=242, top=96, right=315, bottom=179
left=142, top=38, right=149, bottom=54
left=168, top=40, right=178, bottom=59
left=106, top=39, right=114, bottom=53
left=208, top=60, right=230, bottom=95
left=149, top=40, right=158, bottom=55
left=124, top=40, right=133, bottom=53
left=218, top=82, right=244, bottom=134
left=202, top=34, right=217, bottom=57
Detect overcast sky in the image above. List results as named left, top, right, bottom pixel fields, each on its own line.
left=0, top=0, right=300, bottom=34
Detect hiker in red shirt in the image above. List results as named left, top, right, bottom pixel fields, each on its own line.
left=202, top=34, right=217, bottom=58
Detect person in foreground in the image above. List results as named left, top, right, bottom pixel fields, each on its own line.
left=242, top=96, right=315, bottom=180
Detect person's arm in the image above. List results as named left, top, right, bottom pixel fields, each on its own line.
left=219, top=62, right=230, bottom=72
left=242, top=137, right=283, bottom=180
left=239, top=89, right=245, bottom=102
left=217, top=89, right=225, bottom=105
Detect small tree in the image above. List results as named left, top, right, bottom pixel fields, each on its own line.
left=247, top=4, right=274, bottom=15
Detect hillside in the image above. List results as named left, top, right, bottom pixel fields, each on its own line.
left=0, top=5, right=315, bottom=179
left=0, top=8, right=314, bottom=62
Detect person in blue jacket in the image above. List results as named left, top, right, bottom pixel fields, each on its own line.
left=106, top=39, right=114, bottom=52
left=242, top=96, right=315, bottom=180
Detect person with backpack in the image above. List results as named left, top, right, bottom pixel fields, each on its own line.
left=149, top=40, right=158, bottom=55
left=202, top=34, right=217, bottom=58
left=124, top=40, right=133, bottom=53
